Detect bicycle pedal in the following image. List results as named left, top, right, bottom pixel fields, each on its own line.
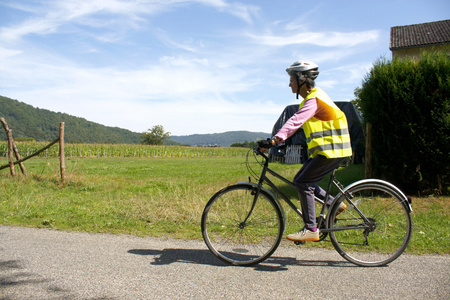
left=294, top=241, right=306, bottom=246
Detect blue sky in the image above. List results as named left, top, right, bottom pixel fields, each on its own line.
left=1, top=0, right=449, bottom=136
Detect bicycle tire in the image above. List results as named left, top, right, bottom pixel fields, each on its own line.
left=201, top=184, right=284, bottom=266
left=328, top=182, right=412, bottom=267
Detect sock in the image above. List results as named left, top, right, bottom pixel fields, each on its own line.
left=309, top=228, right=317, bottom=232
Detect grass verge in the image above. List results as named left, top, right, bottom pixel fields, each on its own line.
left=0, top=156, right=448, bottom=255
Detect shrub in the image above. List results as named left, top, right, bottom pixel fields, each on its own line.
left=355, top=51, right=450, bottom=194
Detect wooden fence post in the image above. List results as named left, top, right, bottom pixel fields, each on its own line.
left=7, top=129, right=15, bottom=177
left=60, top=122, right=66, bottom=183
left=365, top=122, right=373, bottom=179
left=1, top=117, right=26, bottom=175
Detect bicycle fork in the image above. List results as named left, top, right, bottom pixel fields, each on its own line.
left=239, top=187, right=262, bottom=229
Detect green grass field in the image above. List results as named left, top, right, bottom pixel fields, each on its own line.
left=0, top=151, right=448, bottom=255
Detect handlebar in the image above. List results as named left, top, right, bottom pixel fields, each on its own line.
left=253, top=146, right=270, bottom=162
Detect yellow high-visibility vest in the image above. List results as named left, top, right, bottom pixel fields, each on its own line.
left=300, top=87, right=353, bottom=158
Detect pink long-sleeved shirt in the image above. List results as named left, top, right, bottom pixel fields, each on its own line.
left=274, top=96, right=324, bottom=142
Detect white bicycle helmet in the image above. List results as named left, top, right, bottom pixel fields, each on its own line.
left=286, top=60, right=319, bottom=80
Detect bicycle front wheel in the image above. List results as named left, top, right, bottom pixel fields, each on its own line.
left=329, top=182, right=412, bottom=267
left=201, top=184, right=284, bottom=266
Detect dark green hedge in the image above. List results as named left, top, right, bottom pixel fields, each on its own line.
left=355, top=51, right=450, bottom=195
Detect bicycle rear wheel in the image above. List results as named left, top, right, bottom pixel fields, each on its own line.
left=329, top=182, right=412, bottom=267
left=201, top=184, right=284, bottom=266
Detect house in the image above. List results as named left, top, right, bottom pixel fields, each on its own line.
left=390, top=19, right=450, bottom=59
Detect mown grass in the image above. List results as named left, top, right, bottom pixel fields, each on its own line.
left=0, top=154, right=448, bottom=255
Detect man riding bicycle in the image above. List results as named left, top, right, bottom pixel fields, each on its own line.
left=259, top=61, right=352, bottom=242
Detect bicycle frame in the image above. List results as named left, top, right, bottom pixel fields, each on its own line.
left=253, top=149, right=368, bottom=234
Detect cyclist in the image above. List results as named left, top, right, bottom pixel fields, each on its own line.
left=259, top=60, right=352, bottom=242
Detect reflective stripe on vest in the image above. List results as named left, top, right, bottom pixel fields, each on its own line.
left=300, top=88, right=353, bottom=158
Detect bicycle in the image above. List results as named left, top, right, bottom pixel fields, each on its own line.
left=201, top=147, right=413, bottom=267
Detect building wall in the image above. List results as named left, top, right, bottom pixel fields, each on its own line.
left=392, top=44, right=450, bottom=60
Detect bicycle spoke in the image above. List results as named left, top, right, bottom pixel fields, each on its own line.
left=329, top=183, right=412, bottom=267
left=201, top=185, right=283, bottom=266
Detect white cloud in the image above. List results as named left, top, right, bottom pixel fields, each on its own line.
left=248, top=30, right=380, bottom=47
left=0, top=0, right=154, bottom=42
left=155, top=29, right=204, bottom=53
left=196, top=0, right=259, bottom=23
left=0, top=46, right=21, bottom=58
left=0, top=44, right=266, bottom=135
left=0, top=0, right=260, bottom=43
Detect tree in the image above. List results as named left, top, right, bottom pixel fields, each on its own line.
left=230, top=140, right=258, bottom=148
left=141, top=125, right=171, bottom=145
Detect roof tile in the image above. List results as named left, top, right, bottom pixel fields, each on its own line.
left=390, top=19, right=450, bottom=50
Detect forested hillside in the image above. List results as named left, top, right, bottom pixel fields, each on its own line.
left=0, top=95, right=271, bottom=146
left=0, top=96, right=141, bottom=143
left=169, top=131, right=270, bottom=147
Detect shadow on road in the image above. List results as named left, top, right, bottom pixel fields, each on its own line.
left=127, top=248, right=355, bottom=272
left=0, top=259, right=58, bottom=294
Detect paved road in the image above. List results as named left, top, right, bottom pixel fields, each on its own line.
left=1, top=225, right=449, bottom=299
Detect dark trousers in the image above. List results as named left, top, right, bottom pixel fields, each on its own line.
left=293, top=155, right=348, bottom=229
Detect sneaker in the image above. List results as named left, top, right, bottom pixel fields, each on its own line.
left=287, top=228, right=319, bottom=242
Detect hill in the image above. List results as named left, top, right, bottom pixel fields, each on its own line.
left=169, top=131, right=270, bottom=147
left=0, top=95, right=141, bottom=144
left=0, top=95, right=270, bottom=146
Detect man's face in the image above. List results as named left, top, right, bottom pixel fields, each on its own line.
left=289, top=74, right=298, bottom=94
